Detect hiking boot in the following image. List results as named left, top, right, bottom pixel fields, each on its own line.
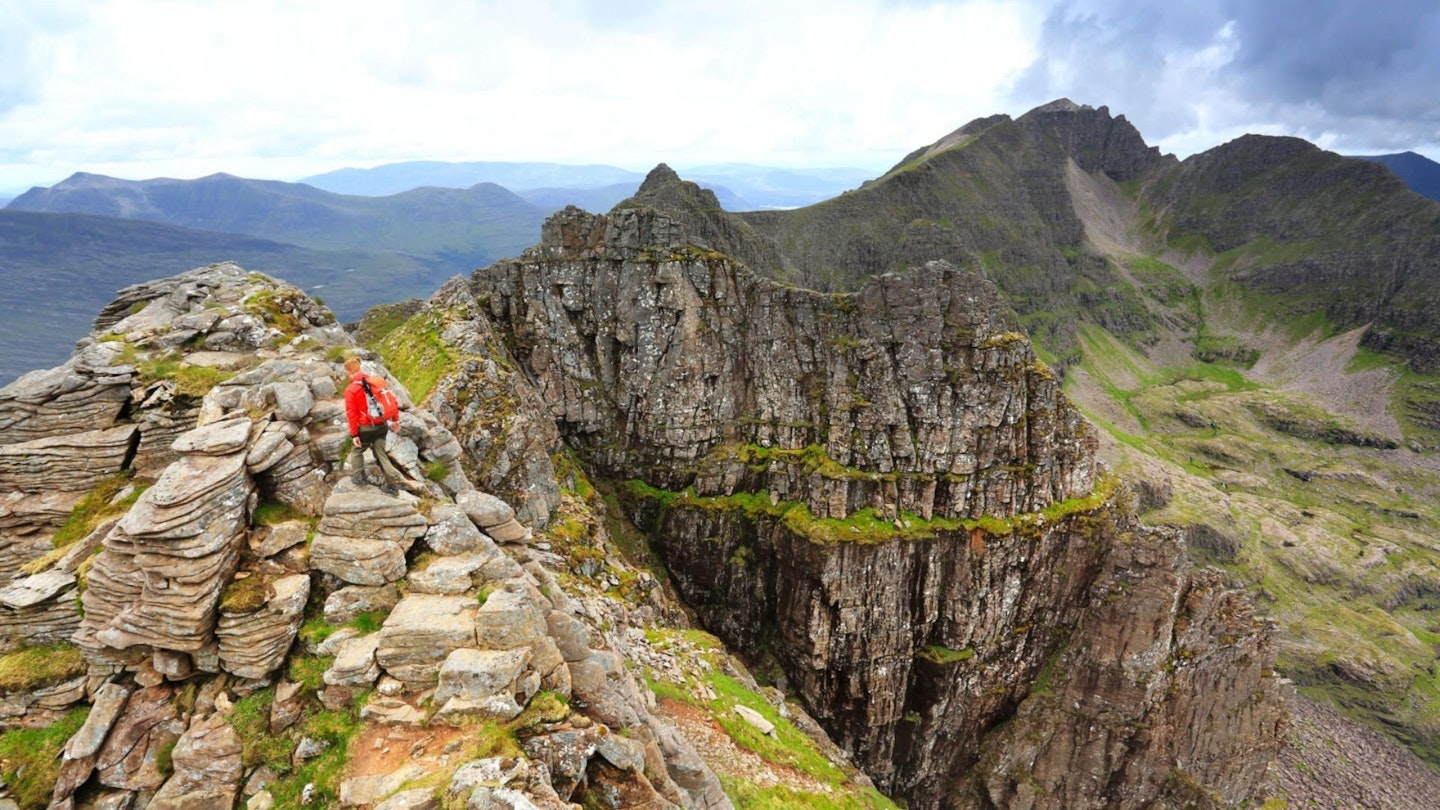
left=350, top=470, right=369, bottom=486
left=379, top=482, right=399, bottom=496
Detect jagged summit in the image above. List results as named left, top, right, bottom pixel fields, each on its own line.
left=636, top=162, right=683, bottom=193
left=628, top=162, right=724, bottom=212
left=1028, top=97, right=1090, bottom=114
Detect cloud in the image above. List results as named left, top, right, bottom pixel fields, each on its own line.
left=1018, top=0, right=1440, bottom=157
left=0, top=0, right=1051, bottom=190
left=2, top=0, right=1436, bottom=193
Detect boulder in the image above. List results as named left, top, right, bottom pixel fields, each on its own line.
left=96, top=685, right=186, bottom=791
left=422, top=504, right=489, bottom=555
left=216, top=573, right=310, bottom=679
left=376, top=595, right=478, bottom=686
left=149, top=711, right=244, bottom=809
left=474, top=588, right=547, bottom=651
left=323, top=633, right=382, bottom=687
left=310, top=534, right=409, bottom=586
left=80, top=446, right=251, bottom=655
left=323, top=583, right=402, bottom=624
left=248, top=521, right=310, bottom=558
left=432, top=647, right=533, bottom=720
left=310, top=489, right=426, bottom=585
left=170, top=414, right=251, bottom=455
left=0, top=349, right=131, bottom=447
left=0, top=423, right=137, bottom=492
left=406, top=550, right=509, bottom=595
left=455, top=490, right=516, bottom=531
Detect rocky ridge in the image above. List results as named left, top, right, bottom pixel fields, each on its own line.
left=0, top=263, right=777, bottom=809
left=460, top=187, right=1289, bottom=808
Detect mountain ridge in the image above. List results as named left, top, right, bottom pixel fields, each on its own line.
left=6, top=98, right=1440, bottom=806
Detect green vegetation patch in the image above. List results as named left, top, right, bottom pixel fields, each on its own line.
left=252, top=501, right=304, bottom=526
left=219, top=572, right=276, bottom=615
left=650, top=664, right=893, bottom=808
left=0, top=644, right=87, bottom=693
left=230, top=687, right=296, bottom=773
left=265, top=707, right=365, bottom=807
left=126, top=350, right=236, bottom=398
left=0, top=706, right=89, bottom=808
left=243, top=287, right=309, bottom=337
left=719, top=775, right=899, bottom=810
left=49, top=472, right=144, bottom=549
left=352, top=300, right=425, bottom=346
left=625, top=474, right=1114, bottom=546
left=916, top=645, right=975, bottom=665
left=370, top=310, right=458, bottom=402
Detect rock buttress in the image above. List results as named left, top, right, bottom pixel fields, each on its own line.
left=465, top=203, right=1286, bottom=808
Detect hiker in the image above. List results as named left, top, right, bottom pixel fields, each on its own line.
left=342, top=357, right=419, bottom=494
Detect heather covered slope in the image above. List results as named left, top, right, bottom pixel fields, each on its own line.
left=738, top=99, right=1173, bottom=369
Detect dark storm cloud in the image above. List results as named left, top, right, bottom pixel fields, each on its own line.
left=1219, top=0, right=1440, bottom=123
left=1017, top=0, right=1440, bottom=154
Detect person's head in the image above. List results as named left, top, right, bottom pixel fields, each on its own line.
left=344, top=357, right=361, bottom=376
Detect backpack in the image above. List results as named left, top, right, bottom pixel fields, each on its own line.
left=361, top=378, right=400, bottom=423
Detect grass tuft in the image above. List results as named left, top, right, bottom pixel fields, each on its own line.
left=0, top=706, right=89, bottom=808
left=0, top=644, right=86, bottom=693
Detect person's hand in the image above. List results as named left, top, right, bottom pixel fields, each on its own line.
left=352, top=436, right=361, bottom=447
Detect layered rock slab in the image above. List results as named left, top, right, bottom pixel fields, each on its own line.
left=77, top=423, right=253, bottom=658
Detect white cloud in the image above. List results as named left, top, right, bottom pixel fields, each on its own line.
left=3, top=0, right=1437, bottom=195
left=0, top=0, right=1046, bottom=191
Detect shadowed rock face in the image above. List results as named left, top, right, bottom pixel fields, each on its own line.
left=466, top=195, right=1286, bottom=809
left=473, top=204, right=1096, bottom=519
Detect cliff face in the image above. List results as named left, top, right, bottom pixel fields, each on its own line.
left=467, top=197, right=1287, bottom=808
left=474, top=204, right=1093, bottom=517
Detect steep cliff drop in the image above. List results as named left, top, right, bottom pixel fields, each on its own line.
left=462, top=170, right=1289, bottom=809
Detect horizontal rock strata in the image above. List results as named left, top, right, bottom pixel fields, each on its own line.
left=0, top=423, right=137, bottom=492
left=78, top=428, right=252, bottom=656
left=215, top=573, right=310, bottom=679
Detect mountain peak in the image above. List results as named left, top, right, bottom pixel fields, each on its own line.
left=638, top=163, right=682, bottom=193
left=1030, top=97, right=1091, bottom=114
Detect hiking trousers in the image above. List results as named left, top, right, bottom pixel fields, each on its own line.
left=349, top=424, right=402, bottom=483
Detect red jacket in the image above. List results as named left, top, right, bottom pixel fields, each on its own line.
left=344, top=373, right=398, bottom=435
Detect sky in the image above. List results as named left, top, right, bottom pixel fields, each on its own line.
left=2, top=0, right=1438, bottom=195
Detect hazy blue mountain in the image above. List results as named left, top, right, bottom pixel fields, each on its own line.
left=683, top=163, right=873, bottom=208
left=7, top=172, right=547, bottom=266
left=1353, top=151, right=1440, bottom=201
left=302, top=160, right=876, bottom=210
left=302, top=161, right=647, bottom=197
left=0, top=209, right=461, bottom=385
left=515, top=182, right=642, bottom=213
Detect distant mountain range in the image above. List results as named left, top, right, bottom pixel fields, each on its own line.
left=300, top=160, right=876, bottom=210
left=0, top=209, right=454, bottom=384
left=0, top=173, right=554, bottom=384
left=3, top=146, right=1433, bottom=387
left=0, top=162, right=877, bottom=383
